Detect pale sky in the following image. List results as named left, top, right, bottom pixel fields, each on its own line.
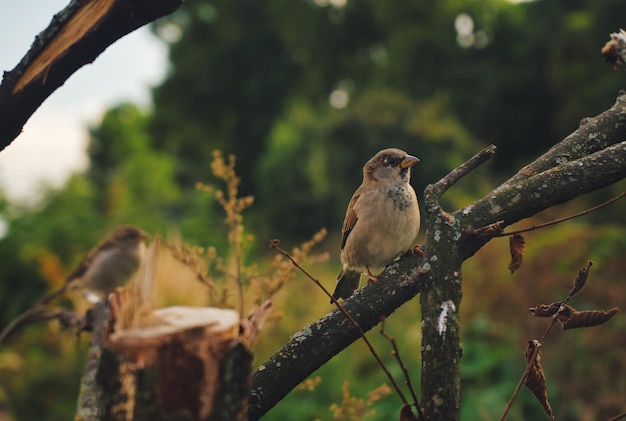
left=0, top=1, right=168, bottom=203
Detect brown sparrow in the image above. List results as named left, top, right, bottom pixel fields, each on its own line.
left=332, top=148, right=420, bottom=302
left=51, top=226, right=148, bottom=304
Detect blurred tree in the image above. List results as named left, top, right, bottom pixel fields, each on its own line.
left=149, top=0, right=626, bottom=198
left=88, top=103, right=181, bottom=228
left=255, top=90, right=486, bottom=239
left=87, top=103, right=229, bottom=248
left=149, top=0, right=300, bottom=192
left=0, top=175, right=100, bottom=327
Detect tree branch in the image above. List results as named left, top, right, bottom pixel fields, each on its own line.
left=497, top=94, right=626, bottom=189
left=460, top=141, right=626, bottom=259
left=247, top=253, right=427, bottom=420
left=426, top=144, right=497, bottom=201
left=248, top=92, right=626, bottom=420
left=0, top=0, right=182, bottom=151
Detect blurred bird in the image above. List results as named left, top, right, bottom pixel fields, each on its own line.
left=0, top=226, right=148, bottom=347
left=332, top=148, right=420, bottom=302
left=47, top=225, right=148, bottom=304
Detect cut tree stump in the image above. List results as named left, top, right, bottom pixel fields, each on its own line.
left=75, top=300, right=251, bottom=421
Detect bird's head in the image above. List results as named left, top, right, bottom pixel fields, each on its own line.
left=364, top=148, right=419, bottom=184
left=111, top=226, right=149, bottom=246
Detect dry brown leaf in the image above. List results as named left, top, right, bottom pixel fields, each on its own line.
left=602, top=30, right=626, bottom=68
left=508, top=234, right=526, bottom=274
left=554, top=304, right=575, bottom=326
left=529, top=302, right=562, bottom=317
left=567, top=261, right=593, bottom=298
left=560, top=307, right=619, bottom=331
left=399, top=404, right=419, bottom=421
left=523, top=340, right=554, bottom=419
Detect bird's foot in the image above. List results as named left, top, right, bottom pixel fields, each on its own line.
left=412, top=244, right=424, bottom=255
left=366, top=267, right=380, bottom=284
left=403, top=244, right=424, bottom=257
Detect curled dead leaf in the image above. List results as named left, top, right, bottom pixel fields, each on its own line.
left=602, top=30, right=626, bottom=67
left=524, top=340, right=554, bottom=419
left=529, top=302, right=563, bottom=317
left=568, top=261, right=592, bottom=298
left=508, top=234, right=526, bottom=274
left=559, top=307, right=619, bottom=331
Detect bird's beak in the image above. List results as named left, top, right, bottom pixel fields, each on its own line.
left=400, top=155, right=420, bottom=168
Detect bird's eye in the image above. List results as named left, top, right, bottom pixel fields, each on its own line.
left=383, top=155, right=398, bottom=166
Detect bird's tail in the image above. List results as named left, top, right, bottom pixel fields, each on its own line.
left=331, top=269, right=361, bottom=303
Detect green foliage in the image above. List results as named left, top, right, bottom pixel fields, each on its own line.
left=254, top=102, right=340, bottom=239
left=88, top=103, right=181, bottom=224
left=148, top=0, right=626, bottom=193
left=255, top=90, right=486, bottom=239
left=0, top=326, right=88, bottom=420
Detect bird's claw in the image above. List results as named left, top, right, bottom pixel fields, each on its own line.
left=367, top=275, right=380, bottom=285
left=366, top=267, right=380, bottom=284
left=402, top=244, right=424, bottom=257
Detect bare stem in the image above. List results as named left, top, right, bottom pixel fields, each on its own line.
left=491, top=192, right=626, bottom=237
left=380, top=318, right=425, bottom=420
left=235, top=241, right=244, bottom=319
left=607, top=412, right=626, bottom=421
left=269, top=239, right=410, bottom=406
left=0, top=307, right=87, bottom=347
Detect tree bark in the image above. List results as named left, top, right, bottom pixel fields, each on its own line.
left=0, top=0, right=182, bottom=151
left=248, top=94, right=626, bottom=420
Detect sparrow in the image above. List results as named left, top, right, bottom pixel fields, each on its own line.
left=0, top=226, right=148, bottom=347
left=332, top=148, right=420, bottom=302
left=47, top=225, right=148, bottom=304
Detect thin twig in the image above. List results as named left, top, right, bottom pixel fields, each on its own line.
left=0, top=306, right=87, bottom=347
left=269, top=239, right=410, bottom=407
left=380, top=318, right=425, bottom=420
left=607, top=412, right=626, bottom=421
left=0, top=279, right=80, bottom=347
left=235, top=242, right=244, bottom=319
left=474, top=192, right=625, bottom=238
left=0, top=307, right=46, bottom=347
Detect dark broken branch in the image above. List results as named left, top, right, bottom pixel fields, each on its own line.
left=0, top=0, right=182, bottom=151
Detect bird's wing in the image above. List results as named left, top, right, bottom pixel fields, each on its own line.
left=65, top=259, right=89, bottom=283
left=65, top=238, right=117, bottom=282
left=340, top=193, right=360, bottom=250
